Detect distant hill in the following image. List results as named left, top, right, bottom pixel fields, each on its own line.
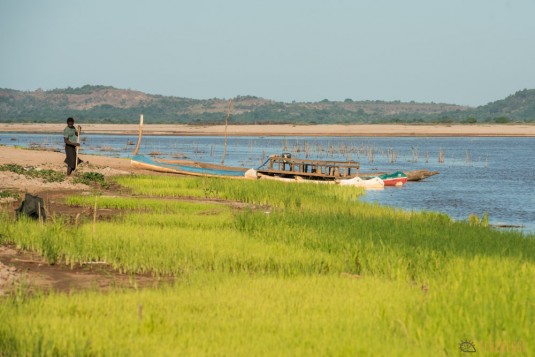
left=470, top=89, right=535, bottom=122
left=0, top=85, right=534, bottom=124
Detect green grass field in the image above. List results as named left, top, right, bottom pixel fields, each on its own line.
left=1, top=176, right=533, bottom=356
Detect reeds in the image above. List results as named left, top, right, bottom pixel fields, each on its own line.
left=367, top=146, right=375, bottom=163
left=438, top=147, right=445, bottom=163
left=411, top=145, right=419, bottom=163
left=272, top=141, right=467, bottom=167
left=387, top=147, right=398, bottom=164
left=465, top=149, right=472, bottom=165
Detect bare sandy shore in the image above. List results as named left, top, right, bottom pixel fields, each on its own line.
left=0, top=145, right=148, bottom=193
left=0, top=145, right=134, bottom=173
left=1, top=123, right=535, bottom=137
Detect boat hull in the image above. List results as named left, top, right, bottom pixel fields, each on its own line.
left=131, top=155, right=256, bottom=179
left=376, top=171, right=408, bottom=186
left=382, top=177, right=408, bottom=187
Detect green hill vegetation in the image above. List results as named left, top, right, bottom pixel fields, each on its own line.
left=471, top=89, right=535, bottom=122
left=1, top=85, right=534, bottom=124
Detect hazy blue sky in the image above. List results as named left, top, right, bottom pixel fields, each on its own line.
left=1, top=0, right=534, bottom=106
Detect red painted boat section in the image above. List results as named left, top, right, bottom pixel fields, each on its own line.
left=382, top=177, right=408, bottom=186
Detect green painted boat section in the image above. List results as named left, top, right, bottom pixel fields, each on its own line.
left=378, top=171, right=407, bottom=180
left=362, top=171, right=407, bottom=180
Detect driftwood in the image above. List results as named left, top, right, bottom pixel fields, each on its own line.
left=404, top=170, right=440, bottom=182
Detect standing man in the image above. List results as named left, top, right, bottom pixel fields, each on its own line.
left=63, top=117, right=83, bottom=176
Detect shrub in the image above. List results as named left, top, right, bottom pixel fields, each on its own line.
left=72, top=172, right=109, bottom=188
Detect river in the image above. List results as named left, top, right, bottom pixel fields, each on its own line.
left=1, top=133, right=534, bottom=234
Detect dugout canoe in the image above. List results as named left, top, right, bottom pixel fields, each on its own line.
left=131, top=154, right=258, bottom=179
left=130, top=114, right=257, bottom=179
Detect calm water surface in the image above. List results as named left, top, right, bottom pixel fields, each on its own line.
left=1, top=133, right=534, bottom=234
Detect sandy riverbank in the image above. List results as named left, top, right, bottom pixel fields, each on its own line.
left=0, top=145, right=149, bottom=193
left=1, top=123, right=535, bottom=137
left=0, top=145, right=136, bottom=173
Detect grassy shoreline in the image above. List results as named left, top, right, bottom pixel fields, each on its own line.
left=1, top=176, right=533, bottom=355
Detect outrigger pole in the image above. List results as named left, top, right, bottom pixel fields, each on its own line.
left=133, top=114, right=144, bottom=156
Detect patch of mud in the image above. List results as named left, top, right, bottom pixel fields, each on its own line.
left=0, top=189, right=126, bottom=224
left=0, top=173, right=261, bottom=295
left=0, top=245, right=173, bottom=295
left=0, top=255, right=19, bottom=296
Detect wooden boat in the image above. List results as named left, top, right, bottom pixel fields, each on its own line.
left=360, top=171, right=407, bottom=187
left=129, top=114, right=425, bottom=190
left=257, top=173, right=384, bottom=189
left=404, top=169, right=439, bottom=181
left=130, top=114, right=257, bottom=179
left=131, top=154, right=258, bottom=179
left=255, top=154, right=386, bottom=189
left=360, top=170, right=438, bottom=182
left=257, top=154, right=360, bottom=181
left=377, top=171, right=408, bottom=186
left=130, top=114, right=377, bottom=187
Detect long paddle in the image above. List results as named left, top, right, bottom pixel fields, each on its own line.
left=75, top=125, right=81, bottom=170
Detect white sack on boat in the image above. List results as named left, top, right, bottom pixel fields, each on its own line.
left=337, top=176, right=384, bottom=189
left=245, top=168, right=258, bottom=179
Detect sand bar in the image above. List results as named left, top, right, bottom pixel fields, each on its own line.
left=1, top=123, right=535, bottom=137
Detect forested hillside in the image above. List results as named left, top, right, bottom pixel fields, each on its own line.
left=1, top=85, right=534, bottom=124
left=470, top=89, right=535, bottom=122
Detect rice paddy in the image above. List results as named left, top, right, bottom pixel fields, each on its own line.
left=1, top=175, right=534, bottom=355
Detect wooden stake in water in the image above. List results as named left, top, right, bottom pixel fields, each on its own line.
left=221, top=100, right=232, bottom=165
